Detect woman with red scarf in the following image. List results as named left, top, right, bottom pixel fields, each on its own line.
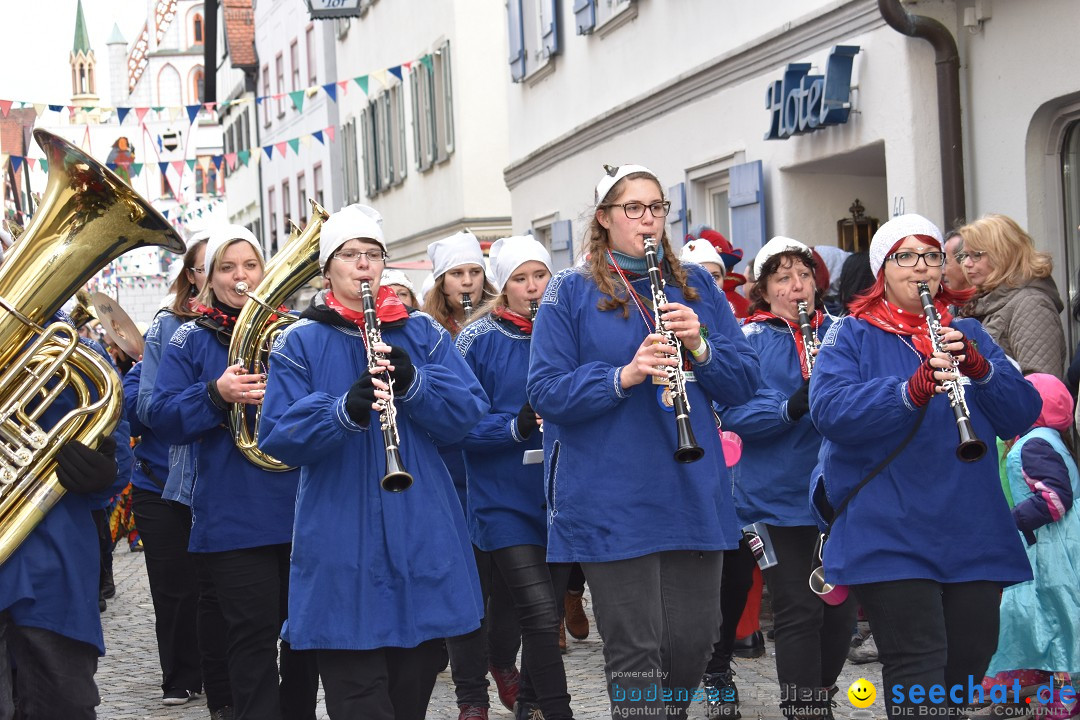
left=258, top=205, right=488, bottom=720
left=717, top=236, right=855, bottom=720
left=809, top=214, right=1041, bottom=719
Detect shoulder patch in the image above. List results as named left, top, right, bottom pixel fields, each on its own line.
left=271, top=318, right=314, bottom=353
left=146, top=313, right=163, bottom=341
left=169, top=320, right=199, bottom=348
left=455, top=316, right=496, bottom=357
left=820, top=316, right=846, bottom=347
left=543, top=266, right=583, bottom=305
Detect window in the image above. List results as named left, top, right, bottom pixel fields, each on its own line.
left=268, top=187, right=277, bottom=254
left=296, top=173, right=307, bottom=225
left=192, top=67, right=204, bottom=103
left=241, top=109, right=250, bottom=149
left=411, top=41, right=454, bottom=171
left=361, top=84, right=407, bottom=196
left=275, top=53, right=285, bottom=117
left=290, top=40, right=301, bottom=93
left=192, top=12, right=204, bottom=45
left=507, top=0, right=559, bottom=82
left=161, top=169, right=174, bottom=199
left=343, top=118, right=360, bottom=204
left=306, top=25, right=317, bottom=86
left=262, top=65, right=271, bottom=127
left=313, top=163, right=324, bottom=208
left=1062, top=121, right=1080, bottom=351
left=282, top=180, right=292, bottom=233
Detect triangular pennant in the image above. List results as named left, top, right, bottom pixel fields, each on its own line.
left=0, top=100, right=12, bottom=117
left=237, top=150, right=250, bottom=167
left=211, top=155, right=223, bottom=171
left=117, top=107, right=131, bottom=124
left=152, top=105, right=164, bottom=113
left=250, top=151, right=260, bottom=166
left=322, top=82, right=337, bottom=102
left=300, top=135, right=312, bottom=148
left=312, top=130, right=324, bottom=145
left=275, top=141, right=287, bottom=157
left=287, top=138, right=300, bottom=154
left=226, top=152, right=238, bottom=170
left=131, top=162, right=143, bottom=176
left=32, top=103, right=47, bottom=117
left=171, top=160, right=185, bottom=175
left=421, top=54, right=434, bottom=73
left=402, top=61, right=413, bottom=73
left=168, top=106, right=182, bottom=122
left=186, top=104, right=201, bottom=123
left=337, top=80, right=348, bottom=94
left=26, top=158, right=35, bottom=170
left=158, top=161, right=169, bottom=175
left=256, top=96, right=264, bottom=106
left=355, top=75, right=368, bottom=95
left=197, top=156, right=210, bottom=172
left=371, top=70, right=387, bottom=89
left=48, top=104, right=63, bottom=112
left=388, top=65, right=403, bottom=82
left=136, top=107, right=150, bottom=124
left=10, top=155, right=22, bottom=173
left=203, top=102, right=216, bottom=114
left=325, top=125, right=336, bottom=142
left=39, top=158, right=48, bottom=174
left=288, top=90, right=305, bottom=113
left=263, top=145, right=274, bottom=159
left=186, top=159, right=196, bottom=171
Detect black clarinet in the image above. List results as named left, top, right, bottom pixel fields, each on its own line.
left=643, top=236, right=704, bottom=463
left=360, top=281, right=414, bottom=491
left=796, top=301, right=817, bottom=375
left=915, top=281, right=987, bottom=462
left=461, top=292, right=473, bottom=321
left=529, top=300, right=538, bottom=321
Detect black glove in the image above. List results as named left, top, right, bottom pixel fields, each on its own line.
left=345, top=374, right=377, bottom=427
left=385, top=345, right=416, bottom=393
left=55, top=436, right=117, bottom=495
left=786, top=380, right=811, bottom=421
left=516, top=403, right=539, bottom=440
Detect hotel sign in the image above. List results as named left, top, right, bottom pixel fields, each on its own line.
left=765, top=45, right=860, bottom=140
left=304, top=0, right=363, bottom=19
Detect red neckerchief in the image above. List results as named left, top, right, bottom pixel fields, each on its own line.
left=325, top=287, right=409, bottom=329
left=857, top=297, right=953, bottom=357
left=745, top=308, right=823, bottom=380
left=192, top=302, right=239, bottom=330
left=492, top=306, right=532, bottom=334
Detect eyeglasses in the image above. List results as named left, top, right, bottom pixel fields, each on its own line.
left=333, top=249, right=387, bottom=264
left=602, top=201, right=671, bottom=220
left=187, top=266, right=205, bottom=275
left=886, top=251, right=946, bottom=268
left=955, top=250, right=988, bottom=263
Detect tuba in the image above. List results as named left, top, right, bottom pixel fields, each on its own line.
left=0, top=130, right=185, bottom=565
left=228, top=199, right=328, bottom=471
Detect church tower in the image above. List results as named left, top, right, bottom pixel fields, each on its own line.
left=70, top=0, right=100, bottom=108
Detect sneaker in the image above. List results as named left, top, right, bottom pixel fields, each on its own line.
left=847, top=633, right=878, bottom=664
left=162, top=688, right=200, bottom=706
left=458, top=705, right=489, bottom=720
left=489, top=664, right=521, bottom=711
left=703, top=669, right=741, bottom=719
left=564, top=590, right=589, bottom=640
left=558, top=619, right=567, bottom=653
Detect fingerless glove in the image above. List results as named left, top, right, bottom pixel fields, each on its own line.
left=907, top=361, right=938, bottom=408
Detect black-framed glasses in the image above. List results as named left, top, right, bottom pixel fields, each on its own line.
left=955, top=250, right=988, bottom=263
left=187, top=266, right=206, bottom=275
left=333, top=249, right=387, bottom=264
left=602, top=201, right=671, bottom=219
left=887, top=251, right=946, bottom=268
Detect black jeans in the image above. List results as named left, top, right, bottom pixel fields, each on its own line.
left=705, top=537, right=757, bottom=674
left=192, top=553, right=235, bottom=711
left=855, top=579, right=1001, bottom=718
left=0, top=613, right=99, bottom=720
left=318, top=640, right=447, bottom=720
left=762, top=525, right=855, bottom=707
left=196, top=544, right=319, bottom=720
left=131, top=487, right=202, bottom=695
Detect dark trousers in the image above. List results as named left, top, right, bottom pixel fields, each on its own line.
left=318, top=640, right=447, bottom=720
left=193, top=554, right=235, bottom=710
left=855, top=579, right=1001, bottom=718
left=583, top=551, right=724, bottom=720
left=705, top=537, right=757, bottom=674
left=131, top=487, right=202, bottom=695
left=762, top=525, right=855, bottom=707
left=0, top=613, right=99, bottom=720
left=196, top=544, right=319, bottom=720
left=567, top=562, right=586, bottom=594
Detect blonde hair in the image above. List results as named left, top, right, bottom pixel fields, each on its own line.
left=421, top=272, right=497, bottom=336
left=195, top=239, right=266, bottom=307
left=587, top=173, right=698, bottom=317
left=957, top=214, right=1052, bottom=292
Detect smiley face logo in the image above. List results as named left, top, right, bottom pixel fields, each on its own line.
left=848, top=678, right=877, bottom=708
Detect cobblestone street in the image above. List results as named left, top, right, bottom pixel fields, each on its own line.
left=98, top=549, right=886, bottom=719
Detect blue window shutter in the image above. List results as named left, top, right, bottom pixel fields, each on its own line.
left=550, top=219, right=573, bottom=271
left=729, top=160, right=767, bottom=262
left=667, top=182, right=687, bottom=243
left=507, top=0, right=526, bottom=82
left=542, top=0, right=559, bottom=58
left=573, top=0, right=595, bottom=35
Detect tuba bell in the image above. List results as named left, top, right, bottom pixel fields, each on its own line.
left=228, top=199, right=328, bottom=471
left=0, top=129, right=185, bottom=566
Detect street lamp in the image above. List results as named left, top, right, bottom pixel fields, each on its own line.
left=302, top=0, right=363, bottom=19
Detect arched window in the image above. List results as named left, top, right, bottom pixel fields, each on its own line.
left=192, top=67, right=205, bottom=104
left=157, top=63, right=182, bottom=107
left=192, top=13, right=204, bottom=45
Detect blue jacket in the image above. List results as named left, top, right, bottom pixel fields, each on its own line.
left=124, top=361, right=168, bottom=494
left=809, top=315, right=1040, bottom=586
left=527, top=264, right=761, bottom=563
left=259, top=300, right=487, bottom=650
left=140, top=309, right=195, bottom=505
left=719, top=316, right=832, bottom=527
left=148, top=319, right=301, bottom=553
left=456, top=315, right=546, bottom=551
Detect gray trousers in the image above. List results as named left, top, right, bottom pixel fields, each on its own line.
left=583, top=550, right=724, bottom=720
left=0, top=612, right=99, bottom=720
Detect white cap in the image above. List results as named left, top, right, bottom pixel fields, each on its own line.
left=187, top=228, right=211, bottom=248
left=595, top=164, right=659, bottom=205
left=679, top=240, right=725, bottom=274
left=753, top=236, right=811, bottom=278
left=320, top=204, right=386, bottom=268
left=204, top=225, right=263, bottom=275
left=381, top=269, right=414, bottom=293
left=420, top=273, right=435, bottom=302
left=427, top=231, right=485, bottom=280
left=489, top=236, right=552, bottom=292
left=869, top=214, right=943, bottom=277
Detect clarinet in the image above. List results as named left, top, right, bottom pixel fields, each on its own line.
left=643, top=236, right=704, bottom=463
left=796, top=301, right=817, bottom=375
left=461, top=293, right=473, bottom=321
left=360, top=281, right=414, bottom=492
left=915, top=281, right=987, bottom=463
left=529, top=300, right=538, bottom=321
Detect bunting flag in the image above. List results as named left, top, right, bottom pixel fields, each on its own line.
left=371, top=69, right=388, bottom=89
left=274, top=141, right=287, bottom=158
left=263, top=145, right=274, bottom=160
left=287, top=138, right=300, bottom=155
left=322, top=83, right=337, bottom=102
left=39, top=158, right=47, bottom=174
left=10, top=156, right=22, bottom=173
left=421, top=54, right=434, bottom=72
left=186, top=104, right=201, bottom=124
left=355, top=75, right=369, bottom=95
left=238, top=149, right=251, bottom=167
left=0, top=99, right=13, bottom=117
left=117, top=107, right=131, bottom=124
left=136, top=107, right=150, bottom=124
left=131, top=162, right=143, bottom=176
left=325, top=125, right=335, bottom=142
left=388, top=65, right=403, bottom=82
left=288, top=90, right=305, bottom=113
left=158, top=161, right=169, bottom=176
left=312, top=129, right=324, bottom=145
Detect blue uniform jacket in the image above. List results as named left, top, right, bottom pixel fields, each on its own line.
left=0, top=317, right=130, bottom=654
left=148, top=319, right=301, bottom=553
left=124, top=361, right=168, bottom=494
left=456, top=315, right=546, bottom=551
left=527, top=264, right=761, bottom=563
left=140, top=310, right=195, bottom=505
left=809, top=315, right=1040, bottom=586
left=719, top=316, right=832, bottom=527
left=258, top=302, right=487, bottom=650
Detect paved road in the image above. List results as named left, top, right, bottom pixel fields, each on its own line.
left=98, top=549, right=885, bottom=719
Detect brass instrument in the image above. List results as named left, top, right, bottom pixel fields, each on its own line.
left=915, top=281, right=987, bottom=462
left=0, top=129, right=184, bottom=565
left=529, top=299, right=539, bottom=321
left=643, top=235, right=704, bottom=463
left=360, top=281, right=413, bottom=492
left=229, top=199, right=328, bottom=472
left=796, top=301, right=818, bottom=375
left=68, top=289, right=98, bottom=330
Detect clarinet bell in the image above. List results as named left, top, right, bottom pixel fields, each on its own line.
left=381, top=448, right=414, bottom=492
left=674, top=418, right=705, bottom=464
left=955, top=418, right=988, bottom=463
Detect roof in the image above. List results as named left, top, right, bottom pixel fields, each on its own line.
left=72, top=0, right=92, bottom=54
left=223, top=0, right=256, bottom=69
left=107, top=23, right=126, bottom=45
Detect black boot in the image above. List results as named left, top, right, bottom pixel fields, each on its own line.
left=732, top=630, right=765, bottom=659
left=703, top=665, right=741, bottom=719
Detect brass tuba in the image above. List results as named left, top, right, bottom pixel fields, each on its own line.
left=0, top=130, right=185, bottom=565
left=228, top=199, right=328, bottom=471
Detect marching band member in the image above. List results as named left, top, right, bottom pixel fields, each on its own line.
left=809, top=214, right=1041, bottom=719
left=382, top=268, right=419, bottom=308
left=455, top=236, right=573, bottom=720
left=527, top=164, right=760, bottom=720
left=423, top=231, right=495, bottom=337
left=258, top=204, right=487, bottom=720
left=718, top=237, right=854, bottom=719
left=148, top=226, right=317, bottom=720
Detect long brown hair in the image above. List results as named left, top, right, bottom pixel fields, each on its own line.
left=586, top=172, right=699, bottom=318
left=168, top=237, right=209, bottom=318
left=422, top=272, right=497, bottom=335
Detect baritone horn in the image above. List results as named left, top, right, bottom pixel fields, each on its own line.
left=0, top=129, right=185, bottom=565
